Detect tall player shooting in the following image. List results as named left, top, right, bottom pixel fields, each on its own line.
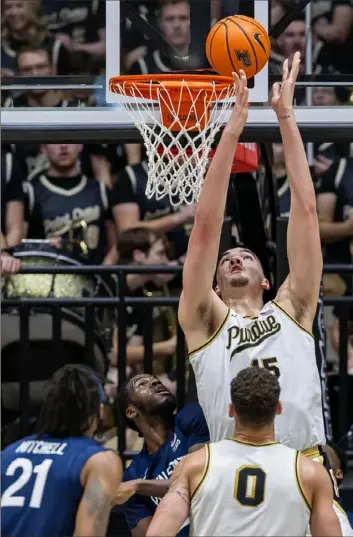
left=178, top=51, right=352, bottom=535
left=1, top=365, right=122, bottom=537
left=146, top=368, right=342, bottom=537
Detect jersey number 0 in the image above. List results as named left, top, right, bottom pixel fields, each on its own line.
left=233, top=466, right=266, bottom=507
left=1, top=458, right=53, bottom=508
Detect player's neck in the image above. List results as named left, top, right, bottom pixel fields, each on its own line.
left=226, top=295, right=263, bottom=317
left=140, top=418, right=174, bottom=454
left=233, top=424, right=276, bottom=445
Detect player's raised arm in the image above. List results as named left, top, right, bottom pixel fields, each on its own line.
left=146, top=458, right=191, bottom=537
left=74, top=451, right=123, bottom=537
left=273, top=52, right=323, bottom=332
left=179, top=72, right=248, bottom=340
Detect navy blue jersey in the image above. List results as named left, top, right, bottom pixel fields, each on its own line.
left=24, top=173, right=113, bottom=264
left=123, top=403, right=209, bottom=534
left=1, top=434, right=106, bottom=537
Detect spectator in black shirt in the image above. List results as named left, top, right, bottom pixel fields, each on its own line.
left=1, top=149, right=25, bottom=248
left=1, top=0, right=70, bottom=77
left=41, top=0, right=106, bottom=64
left=112, top=160, right=195, bottom=261
left=24, top=144, right=117, bottom=265
left=129, top=0, right=190, bottom=75
left=317, top=157, right=353, bottom=296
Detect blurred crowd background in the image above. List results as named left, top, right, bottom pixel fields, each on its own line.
left=1, top=0, right=353, bottom=459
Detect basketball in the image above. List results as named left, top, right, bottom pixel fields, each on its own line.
left=205, top=15, right=271, bottom=79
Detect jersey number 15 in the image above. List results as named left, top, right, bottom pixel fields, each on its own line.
left=250, top=357, right=280, bottom=378
left=1, top=458, right=53, bottom=509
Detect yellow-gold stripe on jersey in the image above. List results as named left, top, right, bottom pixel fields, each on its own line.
left=301, top=445, right=323, bottom=464
left=229, top=438, right=279, bottom=447
left=189, top=308, right=231, bottom=356
left=191, top=444, right=210, bottom=501
left=295, top=452, right=312, bottom=511
left=272, top=301, right=314, bottom=339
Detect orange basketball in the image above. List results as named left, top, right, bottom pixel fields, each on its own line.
left=205, top=15, right=271, bottom=79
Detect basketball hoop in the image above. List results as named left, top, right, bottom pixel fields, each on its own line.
left=110, top=74, right=257, bottom=205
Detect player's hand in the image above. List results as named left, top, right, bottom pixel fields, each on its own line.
left=225, top=69, right=249, bottom=137
left=114, top=480, right=139, bottom=505
left=271, top=51, right=301, bottom=116
left=1, top=253, right=21, bottom=277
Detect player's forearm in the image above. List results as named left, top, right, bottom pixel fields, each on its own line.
left=278, top=112, right=316, bottom=211
left=146, top=493, right=189, bottom=537
left=113, top=341, right=173, bottom=366
left=319, top=220, right=352, bottom=243
left=195, top=129, right=239, bottom=232
left=136, top=479, right=170, bottom=498
left=132, top=213, right=185, bottom=234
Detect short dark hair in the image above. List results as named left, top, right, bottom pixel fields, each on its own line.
left=117, top=228, right=161, bottom=264
left=35, top=364, right=105, bottom=438
left=16, top=45, right=50, bottom=66
left=326, top=439, right=348, bottom=475
left=230, top=367, right=280, bottom=428
left=157, top=0, right=190, bottom=14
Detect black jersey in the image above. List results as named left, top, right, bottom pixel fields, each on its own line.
left=24, top=173, right=113, bottom=264
left=41, top=0, right=105, bottom=45
left=1, top=149, right=25, bottom=235
left=111, top=161, right=190, bottom=259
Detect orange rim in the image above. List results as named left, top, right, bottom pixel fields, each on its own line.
left=109, top=73, right=234, bottom=99
left=109, top=73, right=235, bottom=132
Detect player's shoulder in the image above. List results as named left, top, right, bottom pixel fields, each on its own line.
left=175, top=403, right=206, bottom=427
left=83, top=447, right=122, bottom=478
left=1, top=434, right=36, bottom=456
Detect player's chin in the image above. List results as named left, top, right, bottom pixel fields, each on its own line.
left=229, top=274, right=249, bottom=287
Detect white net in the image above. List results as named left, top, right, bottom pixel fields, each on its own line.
left=111, top=78, right=236, bottom=205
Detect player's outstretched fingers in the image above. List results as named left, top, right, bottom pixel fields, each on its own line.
left=289, top=51, right=301, bottom=82
left=282, top=58, right=289, bottom=83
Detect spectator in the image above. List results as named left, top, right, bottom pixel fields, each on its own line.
left=112, top=160, right=195, bottom=261
left=1, top=148, right=25, bottom=248
left=110, top=228, right=178, bottom=394
left=3, top=45, right=113, bottom=186
left=1, top=0, right=70, bottom=77
left=41, top=0, right=106, bottom=63
left=23, top=144, right=117, bottom=265
left=3, top=45, right=77, bottom=109
left=129, top=0, right=190, bottom=75
left=329, top=308, right=353, bottom=374
left=317, top=156, right=353, bottom=298
left=0, top=249, right=21, bottom=277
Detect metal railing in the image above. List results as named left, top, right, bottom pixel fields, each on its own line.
left=1, top=263, right=352, bottom=459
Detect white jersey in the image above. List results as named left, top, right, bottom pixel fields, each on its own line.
left=191, top=440, right=310, bottom=536
left=189, top=301, right=325, bottom=450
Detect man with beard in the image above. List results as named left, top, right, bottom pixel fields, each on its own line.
left=115, top=374, right=209, bottom=536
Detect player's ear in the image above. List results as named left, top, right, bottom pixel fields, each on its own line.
left=215, top=284, right=221, bottom=297
left=126, top=404, right=138, bottom=420
left=261, top=277, right=270, bottom=291
left=276, top=401, right=282, bottom=416
left=229, top=403, right=235, bottom=418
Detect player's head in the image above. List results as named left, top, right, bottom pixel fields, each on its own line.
left=118, top=374, right=176, bottom=433
left=324, top=439, right=348, bottom=485
left=229, top=367, right=281, bottom=429
left=40, top=144, right=83, bottom=172
left=216, top=248, right=270, bottom=300
left=35, top=364, right=105, bottom=438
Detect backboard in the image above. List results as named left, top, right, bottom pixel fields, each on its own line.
left=106, top=0, right=269, bottom=105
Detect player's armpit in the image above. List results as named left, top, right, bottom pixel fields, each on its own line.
left=309, top=461, right=342, bottom=537
left=146, top=459, right=190, bottom=537
left=74, top=451, right=123, bottom=537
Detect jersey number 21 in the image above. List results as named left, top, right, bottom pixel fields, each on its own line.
left=1, top=458, right=53, bottom=508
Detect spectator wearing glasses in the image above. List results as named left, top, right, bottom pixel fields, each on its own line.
left=1, top=0, right=70, bottom=78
